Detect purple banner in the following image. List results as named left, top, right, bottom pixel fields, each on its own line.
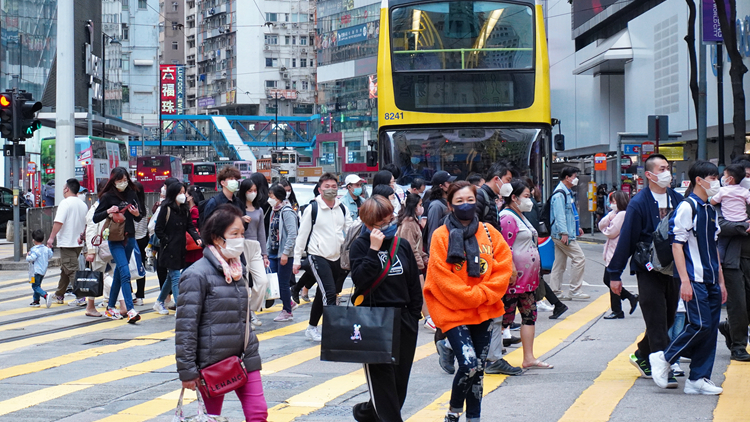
left=702, top=0, right=730, bottom=43
left=198, top=96, right=215, bottom=108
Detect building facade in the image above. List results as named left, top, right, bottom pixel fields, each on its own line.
left=121, top=0, right=160, bottom=132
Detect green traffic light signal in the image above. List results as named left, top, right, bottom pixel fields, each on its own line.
left=15, top=97, right=43, bottom=139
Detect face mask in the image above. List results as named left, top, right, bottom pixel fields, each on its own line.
left=453, top=203, right=477, bottom=220
left=176, top=193, right=186, bottom=204
left=322, top=188, right=338, bottom=200
left=391, top=197, right=400, bottom=211
left=380, top=222, right=398, bottom=238
left=225, top=179, right=239, bottom=193
left=416, top=206, right=424, bottom=217
left=161, top=186, right=167, bottom=196
left=411, top=157, right=420, bottom=165
left=267, top=198, right=278, bottom=208
left=115, top=181, right=128, bottom=192
left=571, top=177, right=579, bottom=186
left=741, top=177, right=750, bottom=190
left=352, top=187, right=362, bottom=197
left=246, top=192, right=257, bottom=202
left=650, top=171, right=672, bottom=189
left=518, top=197, right=534, bottom=213
left=610, top=202, right=618, bottom=212
left=220, top=237, right=244, bottom=259
left=703, top=178, right=721, bottom=197
left=721, top=176, right=731, bottom=187
left=498, top=181, right=513, bottom=198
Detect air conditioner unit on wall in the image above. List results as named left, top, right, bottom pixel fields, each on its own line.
left=264, top=45, right=269, bottom=50
left=282, top=72, right=290, bottom=79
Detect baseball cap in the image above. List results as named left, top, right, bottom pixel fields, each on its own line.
left=344, top=174, right=366, bottom=186
left=431, top=171, right=457, bottom=186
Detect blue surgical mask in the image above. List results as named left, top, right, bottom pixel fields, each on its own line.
left=353, top=187, right=363, bottom=196
left=453, top=203, right=477, bottom=221
left=411, top=157, right=420, bottom=165
left=380, top=222, right=398, bottom=238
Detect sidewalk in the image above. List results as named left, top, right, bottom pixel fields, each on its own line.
left=0, top=239, right=62, bottom=270
left=577, top=232, right=607, bottom=244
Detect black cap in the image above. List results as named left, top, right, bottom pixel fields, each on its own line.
left=431, top=171, right=457, bottom=186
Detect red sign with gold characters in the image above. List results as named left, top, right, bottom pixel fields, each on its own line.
left=160, top=65, right=177, bottom=115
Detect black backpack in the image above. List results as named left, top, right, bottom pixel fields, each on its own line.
left=650, top=197, right=697, bottom=271
left=302, top=200, right=347, bottom=254
left=539, top=189, right=568, bottom=237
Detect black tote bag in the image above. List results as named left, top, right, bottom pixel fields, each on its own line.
left=72, top=267, right=104, bottom=298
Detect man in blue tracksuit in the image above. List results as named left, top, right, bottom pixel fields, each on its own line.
left=649, top=161, right=727, bottom=395
left=607, top=154, right=683, bottom=380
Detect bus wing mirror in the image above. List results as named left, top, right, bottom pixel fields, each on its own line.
left=366, top=151, right=378, bottom=167
left=554, top=134, right=565, bottom=152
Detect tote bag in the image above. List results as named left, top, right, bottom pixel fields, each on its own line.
left=72, top=266, right=104, bottom=298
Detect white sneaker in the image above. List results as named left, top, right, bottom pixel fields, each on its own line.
left=671, top=362, right=685, bottom=377
left=305, top=326, right=322, bottom=342
left=569, top=291, right=591, bottom=299
left=537, top=300, right=554, bottom=312
left=502, top=327, right=512, bottom=339
left=649, top=351, right=671, bottom=389
left=251, top=311, right=262, bottom=326
left=133, top=298, right=144, bottom=306
left=685, top=378, right=723, bottom=395
left=423, top=316, right=436, bottom=332
left=152, top=301, right=169, bottom=315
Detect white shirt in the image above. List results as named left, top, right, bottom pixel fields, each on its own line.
left=54, top=196, right=88, bottom=248
left=293, top=196, right=354, bottom=261
left=652, top=191, right=668, bottom=208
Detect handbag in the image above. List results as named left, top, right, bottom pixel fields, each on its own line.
left=265, top=268, right=280, bottom=300
left=186, top=230, right=202, bottom=251
left=321, top=237, right=402, bottom=364
left=197, top=282, right=251, bottom=399
left=72, top=264, right=104, bottom=298
left=172, top=388, right=228, bottom=422
left=106, top=212, right=127, bottom=242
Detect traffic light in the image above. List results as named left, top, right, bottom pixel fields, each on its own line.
left=0, top=93, right=13, bottom=139
left=14, top=94, right=42, bottom=139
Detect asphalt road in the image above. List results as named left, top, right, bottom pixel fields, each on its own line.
left=0, top=241, right=746, bottom=422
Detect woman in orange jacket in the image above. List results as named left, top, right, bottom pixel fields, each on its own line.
left=424, top=181, right=513, bottom=422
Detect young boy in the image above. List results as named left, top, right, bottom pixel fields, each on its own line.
left=710, top=164, right=750, bottom=222
left=650, top=161, right=727, bottom=395
left=27, top=229, right=55, bottom=308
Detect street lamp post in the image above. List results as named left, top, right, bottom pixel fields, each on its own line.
left=275, top=92, right=279, bottom=150
left=101, top=33, right=121, bottom=139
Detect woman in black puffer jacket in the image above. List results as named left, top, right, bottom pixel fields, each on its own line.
left=175, top=204, right=267, bottom=421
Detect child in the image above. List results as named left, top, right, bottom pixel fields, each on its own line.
left=27, top=229, right=54, bottom=308
left=710, top=164, right=750, bottom=222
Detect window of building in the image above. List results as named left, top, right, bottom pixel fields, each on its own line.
left=122, top=0, right=128, bottom=10
left=138, top=0, right=147, bottom=9
left=302, top=81, right=309, bottom=90
left=172, top=1, right=178, bottom=11
left=266, top=13, right=277, bottom=22
left=122, top=85, right=129, bottom=103
left=292, top=81, right=297, bottom=89
left=265, top=80, right=278, bottom=88
left=300, top=37, right=307, bottom=46
left=264, top=35, right=278, bottom=45
left=265, top=58, right=278, bottom=67
left=172, top=21, right=179, bottom=30
left=121, top=54, right=130, bottom=71
left=285, top=81, right=291, bottom=89
left=300, top=58, right=307, bottom=67
left=122, top=24, right=129, bottom=40
left=291, top=36, right=296, bottom=45
left=285, top=36, right=290, bottom=45
left=309, top=36, right=314, bottom=46
left=172, top=41, right=179, bottom=50
left=284, top=58, right=290, bottom=67
left=284, top=13, right=290, bottom=22
left=292, top=58, right=296, bottom=67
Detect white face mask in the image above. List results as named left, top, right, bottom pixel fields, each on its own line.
left=267, top=198, right=278, bottom=208
left=498, top=181, right=513, bottom=197
left=721, top=176, right=731, bottom=187
left=703, top=178, right=721, bottom=197
left=161, top=185, right=167, bottom=196
left=610, top=202, right=618, bottom=212
left=225, top=179, right=239, bottom=193
left=220, top=237, right=244, bottom=259
left=416, top=205, right=424, bottom=217
left=650, top=170, right=672, bottom=189
left=115, top=181, right=128, bottom=192
left=176, top=193, right=186, bottom=204
left=571, top=177, right=579, bottom=187
left=518, top=197, right=534, bottom=213
left=246, top=192, right=257, bottom=202
left=740, top=177, right=750, bottom=190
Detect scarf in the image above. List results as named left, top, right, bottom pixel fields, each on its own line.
left=208, top=245, right=244, bottom=284
left=445, top=213, right=481, bottom=278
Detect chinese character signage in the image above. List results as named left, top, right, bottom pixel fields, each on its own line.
left=160, top=64, right=178, bottom=115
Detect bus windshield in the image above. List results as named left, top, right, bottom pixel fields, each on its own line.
left=379, top=126, right=544, bottom=186
left=194, top=164, right=216, bottom=175
left=390, top=1, right=534, bottom=71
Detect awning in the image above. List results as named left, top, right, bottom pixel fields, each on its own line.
left=573, top=29, right=633, bottom=76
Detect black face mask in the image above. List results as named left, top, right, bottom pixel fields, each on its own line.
left=453, top=203, right=477, bottom=220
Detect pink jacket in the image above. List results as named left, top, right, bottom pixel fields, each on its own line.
left=599, top=210, right=626, bottom=265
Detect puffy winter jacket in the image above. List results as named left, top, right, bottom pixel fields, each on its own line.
left=175, top=248, right=261, bottom=381
left=476, top=184, right=501, bottom=231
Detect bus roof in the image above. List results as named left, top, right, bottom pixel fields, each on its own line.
left=41, top=136, right=126, bottom=145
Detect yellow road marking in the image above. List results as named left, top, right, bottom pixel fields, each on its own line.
left=559, top=338, right=640, bottom=422
left=262, top=346, right=321, bottom=375
left=406, top=294, right=610, bottom=421
left=714, top=357, right=750, bottom=421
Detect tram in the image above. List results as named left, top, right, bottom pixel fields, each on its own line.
left=377, top=0, right=552, bottom=193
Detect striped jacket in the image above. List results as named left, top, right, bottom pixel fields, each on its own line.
left=669, top=194, right=721, bottom=283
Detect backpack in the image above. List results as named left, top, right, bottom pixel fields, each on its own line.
left=539, top=189, right=568, bottom=238
left=634, top=196, right=696, bottom=275
left=339, top=220, right=365, bottom=271
left=197, top=196, right=216, bottom=230
left=478, top=188, right=493, bottom=221
left=302, top=199, right=348, bottom=255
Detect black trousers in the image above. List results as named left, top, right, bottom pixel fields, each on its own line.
left=543, top=280, right=561, bottom=306
left=135, top=236, right=149, bottom=299
left=723, top=257, right=750, bottom=353
left=635, top=271, right=680, bottom=359
left=603, top=270, right=636, bottom=313
left=308, top=255, right=342, bottom=327
left=354, top=312, right=419, bottom=422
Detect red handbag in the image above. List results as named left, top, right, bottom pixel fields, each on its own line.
left=185, top=230, right=202, bottom=251
left=198, top=283, right=251, bottom=398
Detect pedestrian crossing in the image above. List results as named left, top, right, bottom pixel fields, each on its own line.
left=0, top=269, right=748, bottom=422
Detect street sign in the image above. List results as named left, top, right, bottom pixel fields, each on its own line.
left=130, top=145, right=138, bottom=156
left=298, top=167, right=323, bottom=177
left=641, top=142, right=656, bottom=160
left=27, top=162, right=36, bottom=173
left=623, top=144, right=640, bottom=155
left=3, top=144, right=24, bottom=157
left=594, top=153, right=607, bottom=171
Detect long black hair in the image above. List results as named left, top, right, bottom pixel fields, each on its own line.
left=373, top=170, right=393, bottom=190
left=239, top=178, right=259, bottom=210
left=249, top=173, right=269, bottom=208
left=99, top=167, right=135, bottom=199
left=397, top=192, right=422, bottom=225
left=278, top=178, right=298, bottom=208
left=132, top=181, right=147, bottom=215
left=163, top=180, right=188, bottom=213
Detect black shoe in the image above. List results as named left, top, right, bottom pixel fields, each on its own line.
left=485, top=358, right=523, bottom=375
left=509, top=322, right=521, bottom=331
left=718, top=320, right=732, bottom=351
left=444, top=414, right=460, bottom=422
left=550, top=303, right=568, bottom=320
left=436, top=339, right=455, bottom=374
left=628, top=294, right=639, bottom=315
left=603, top=311, right=625, bottom=319
left=291, top=285, right=301, bottom=305
left=352, top=402, right=378, bottom=422
left=503, top=336, right=521, bottom=347
left=667, top=372, right=678, bottom=389
left=730, top=350, right=750, bottom=361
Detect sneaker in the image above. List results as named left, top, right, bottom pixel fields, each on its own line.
left=29, top=301, right=40, bottom=307
left=667, top=372, right=678, bottom=389
left=45, top=294, right=53, bottom=308
left=274, top=310, right=294, bottom=322
left=55, top=295, right=65, bottom=304
left=629, top=353, right=652, bottom=378
left=649, top=351, right=671, bottom=388
left=104, top=307, right=122, bottom=320
left=68, top=297, right=86, bottom=307
left=485, top=358, right=523, bottom=375
left=133, top=298, right=144, bottom=306
left=510, top=322, right=521, bottom=331
left=251, top=312, right=263, bottom=326
left=301, top=292, right=311, bottom=302
left=552, top=290, right=563, bottom=296
left=290, top=301, right=298, bottom=312
left=503, top=336, right=522, bottom=347
left=562, top=291, right=590, bottom=300
left=671, top=362, right=685, bottom=377
left=436, top=339, right=455, bottom=374
left=444, top=413, right=460, bottom=422
left=305, top=326, right=322, bottom=342
left=152, top=301, right=169, bottom=315
left=166, top=301, right=176, bottom=311
left=291, top=286, right=301, bottom=304
left=537, top=300, right=554, bottom=312
left=550, top=303, right=569, bottom=319
left=423, top=316, right=437, bottom=332
left=684, top=378, right=723, bottom=395
left=718, top=320, right=732, bottom=351
left=126, top=309, right=141, bottom=324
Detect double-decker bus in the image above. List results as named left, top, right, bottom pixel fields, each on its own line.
left=377, top=0, right=552, bottom=193
left=136, top=155, right=183, bottom=192
left=40, top=136, right=129, bottom=195
left=183, top=162, right=217, bottom=190
left=270, top=148, right=299, bottom=182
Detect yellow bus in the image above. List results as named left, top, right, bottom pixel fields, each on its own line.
left=377, top=0, right=552, bottom=191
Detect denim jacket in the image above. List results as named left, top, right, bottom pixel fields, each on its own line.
left=550, top=182, right=578, bottom=241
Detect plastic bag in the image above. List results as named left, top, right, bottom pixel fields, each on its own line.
left=265, top=268, right=280, bottom=301
left=129, top=247, right=146, bottom=280
left=173, top=388, right=229, bottom=422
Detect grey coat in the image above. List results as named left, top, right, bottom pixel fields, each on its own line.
left=266, top=203, right=298, bottom=257
left=175, top=248, right=261, bottom=381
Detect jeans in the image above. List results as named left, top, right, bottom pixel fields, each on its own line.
left=445, top=320, right=492, bottom=419
left=31, top=274, right=47, bottom=302
left=550, top=239, right=585, bottom=294
left=202, top=370, right=268, bottom=421
left=108, top=237, right=136, bottom=311
left=668, top=311, right=686, bottom=342
left=157, top=269, right=181, bottom=304
left=269, top=256, right=294, bottom=313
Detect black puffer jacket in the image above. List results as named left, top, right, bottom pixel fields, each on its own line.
left=154, top=202, right=200, bottom=270
left=175, top=248, right=261, bottom=381
left=476, top=184, right=500, bottom=231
